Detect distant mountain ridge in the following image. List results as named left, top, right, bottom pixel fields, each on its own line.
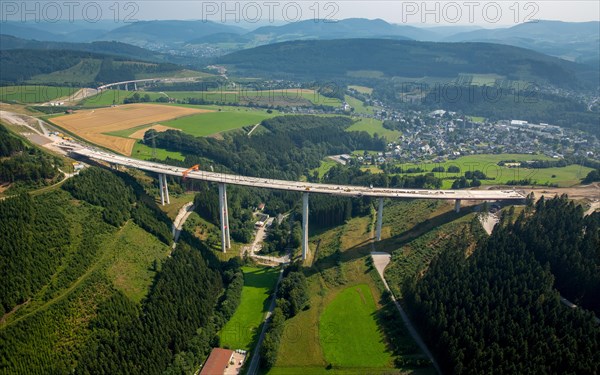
left=244, top=18, right=430, bottom=42
left=97, top=20, right=246, bottom=45
left=0, top=35, right=171, bottom=62
left=4, top=18, right=597, bottom=63
left=0, top=49, right=189, bottom=85
left=445, top=20, right=600, bottom=63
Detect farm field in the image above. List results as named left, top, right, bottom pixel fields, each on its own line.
left=219, top=266, right=279, bottom=351
left=196, top=88, right=341, bottom=106
left=344, top=95, right=376, bottom=115
left=162, top=110, right=275, bottom=137
left=268, top=215, right=428, bottom=374
left=80, top=90, right=165, bottom=107
left=134, top=69, right=211, bottom=79
left=131, top=141, right=186, bottom=161
left=361, top=154, right=593, bottom=188
left=319, top=284, right=392, bottom=367
left=81, top=88, right=342, bottom=107
left=467, top=115, right=486, bottom=123
left=50, top=103, right=208, bottom=155
left=413, top=154, right=593, bottom=188
left=0, top=85, right=78, bottom=104
left=348, top=85, right=373, bottom=94
left=347, top=118, right=401, bottom=141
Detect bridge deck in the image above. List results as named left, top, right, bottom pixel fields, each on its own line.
left=72, top=148, right=524, bottom=201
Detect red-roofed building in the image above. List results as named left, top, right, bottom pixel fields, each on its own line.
left=200, top=348, right=234, bottom=375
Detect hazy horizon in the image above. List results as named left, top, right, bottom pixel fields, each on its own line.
left=1, top=1, right=598, bottom=27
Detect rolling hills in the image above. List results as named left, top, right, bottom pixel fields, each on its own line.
left=0, top=35, right=177, bottom=63
left=445, top=20, right=600, bottom=64
left=4, top=18, right=597, bottom=64
left=218, top=38, right=597, bottom=89
left=0, top=49, right=198, bottom=86
left=98, top=20, right=246, bottom=45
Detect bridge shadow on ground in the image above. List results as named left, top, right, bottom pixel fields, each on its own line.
left=306, top=207, right=474, bottom=276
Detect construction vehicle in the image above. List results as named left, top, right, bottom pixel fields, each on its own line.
left=182, top=164, right=199, bottom=179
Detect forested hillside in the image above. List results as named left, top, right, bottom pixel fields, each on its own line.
left=0, top=49, right=182, bottom=85
left=403, top=197, right=600, bottom=374
left=0, top=166, right=242, bottom=374
left=0, top=124, right=62, bottom=190
left=0, top=35, right=179, bottom=63
left=218, top=39, right=597, bottom=90
left=149, top=115, right=385, bottom=181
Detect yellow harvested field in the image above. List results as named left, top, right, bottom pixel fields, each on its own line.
left=129, top=124, right=178, bottom=140
left=51, top=103, right=210, bottom=155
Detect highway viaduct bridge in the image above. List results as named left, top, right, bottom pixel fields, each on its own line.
left=97, top=77, right=206, bottom=92
left=72, top=147, right=525, bottom=260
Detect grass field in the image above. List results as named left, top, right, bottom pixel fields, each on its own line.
left=162, top=109, right=275, bottom=137
left=367, top=154, right=592, bottom=188
left=347, top=118, right=401, bottom=141
left=344, top=95, right=375, bottom=115
left=311, top=158, right=339, bottom=179
left=0, top=85, right=78, bottom=104
left=130, top=141, right=186, bottom=161
left=320, top=284, right=392, bottom=367
left=28, top=58, right=102, bottom=85
left=347, top=70, right=385, bottom=79
left=268, top=215, right=428, bottom=374
left=134, top=69, right=211, bottom=79
left=467, top=116, right=486, bottom=123
left=106, top=222, right=171, bottom=303
left=80, top=90, right=165, bottom=107
left=418, top=154, right=592, bottom=188
left=220, top=266, right=280, bottom=350
left=348, top=85, right=373, bottom=95
left=81, top=88, right=341, bottom=108
left=50, top=103, right=208, bottom=154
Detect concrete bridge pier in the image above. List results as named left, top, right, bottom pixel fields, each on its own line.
left=158, top=173, right=170, bottom=206
left=376, top=197, right=384, bottom=241
left=218, top=183, right=231, bottom=252
left=223, top=183, right=231, bottom=249
left=302, top=192, right=309, bottom=260
left=455, top=199, right=461, bottom=213
left=125, top=83, right=129, bottom=91
left=134, top=82, right=138, bottom=91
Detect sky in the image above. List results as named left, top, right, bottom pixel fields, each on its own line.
left=1, top=1, right=599, bottom=27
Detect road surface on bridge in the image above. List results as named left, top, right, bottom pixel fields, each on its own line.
left=72, top=147, right=525, bottom=201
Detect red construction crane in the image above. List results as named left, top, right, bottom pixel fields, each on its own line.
left=182, top=164, right=199, bottom=179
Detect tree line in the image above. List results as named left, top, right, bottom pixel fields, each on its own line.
left=62, top=167, right=172, bottom=243
left=403, top=196, right=600, bottom=374
left=148, top=115, right=385, bottom=182
left=0, top=125, right=62, bottom=188
left=74, top=241, right=227, bottom=374
left=260, top=268, right=309, bottom=369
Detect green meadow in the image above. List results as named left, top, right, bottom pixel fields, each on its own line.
left=349, top=153, right=592, bottom=188
left=219, top=266, right=280, bottom=350
left=319, top=284, right=392, bottom=367
left=162, top=110, right=275, bottom=137
left=81, top=89, right=341, bottom=107
left=347, top=118, right=401, bottom=141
